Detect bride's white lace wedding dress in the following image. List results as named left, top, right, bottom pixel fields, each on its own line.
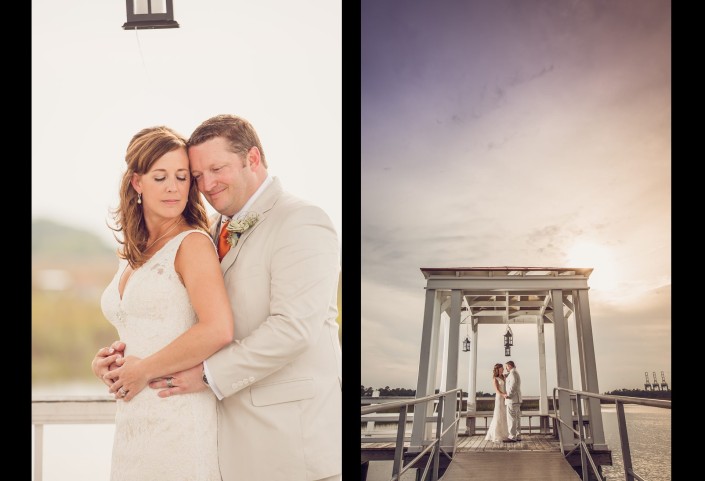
left=101, top=230, right=221, bottom=481
left=484, top=376, right=509, bottom=443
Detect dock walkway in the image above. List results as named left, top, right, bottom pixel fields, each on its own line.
left=361, top=433, right=605, bottom=480
left=441, top=451, right=580, bottom=480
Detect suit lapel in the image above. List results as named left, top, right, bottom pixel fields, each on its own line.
left=220, top=177, right=283, bottom=273
left=209, top=213, right=223, bottom=244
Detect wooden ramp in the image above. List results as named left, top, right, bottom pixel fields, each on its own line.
left=441, top=451, right=581, bottom=480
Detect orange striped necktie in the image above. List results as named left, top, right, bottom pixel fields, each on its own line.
left=217, top=220, right=231, bottom=262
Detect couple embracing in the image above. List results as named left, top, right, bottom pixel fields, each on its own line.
left=484, top=360, right=522, bottom=443
left=91, top=114, right=342, bottom=481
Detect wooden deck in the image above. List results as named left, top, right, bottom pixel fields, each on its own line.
left=441, top=451, right=581, bottom=480
left=361, top=433, right=611, bottom=479
left=361, top=433, right=561, bottom=460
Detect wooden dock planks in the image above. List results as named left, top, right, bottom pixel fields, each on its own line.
left=441, top=451, right=581, bottom=480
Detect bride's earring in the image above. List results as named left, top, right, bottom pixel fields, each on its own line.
left=137, top=193, right=142, bottom=204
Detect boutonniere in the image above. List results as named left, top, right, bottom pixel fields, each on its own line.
left=226, top=212, right=260, bottom=247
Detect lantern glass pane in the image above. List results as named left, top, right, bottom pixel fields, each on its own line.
left=152, top=0, right=167, bottom=14
left=133, top=0, right=167, bottom=15
left=134, top=0, right=148, bottom=14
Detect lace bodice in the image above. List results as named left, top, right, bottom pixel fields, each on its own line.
left=102, top=230, right=214, bottom=359
left=101, top=230, right=221, bottom=481
left=495, top=376, right=506, bottom=394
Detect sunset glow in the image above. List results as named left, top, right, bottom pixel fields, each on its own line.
left=566, top=241, right=619, bottom=293
left=362, top=0, right=670, bottom=394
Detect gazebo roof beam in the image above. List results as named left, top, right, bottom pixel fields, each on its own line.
left=467, top=300, right=550, bottom=308
left=474, top=317, right=539, bottom=324
left=425, top=277, right=589, bottom=290
left=538, top=291, right=552, bottom=321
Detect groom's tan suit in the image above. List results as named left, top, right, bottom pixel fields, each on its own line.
left=205, top=177, right=342, bottom=481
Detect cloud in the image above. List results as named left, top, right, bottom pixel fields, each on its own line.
left=362, top=0, right=670, bottom=394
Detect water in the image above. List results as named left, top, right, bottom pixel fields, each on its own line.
left=600, top=405, right=671, bottom=481
left=362, top=405, right=671, bottom=481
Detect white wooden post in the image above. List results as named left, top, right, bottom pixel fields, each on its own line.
left=34, top=424, right=43, bottom=481
left=552, top=289, right=576, bottom=447
left=563, top=302, right=574, bottom=390
left=410, top=289, right=442, bottom=450
left=465, top=319, right=479, bottom=435
left=441, top=289, right=462, bottom=447
left=572, top=290, right=589, bottom=437
left=576, top=289, right=607, bottom=449
left=537, top=315, right=548, bottom=415
left=537, top=315, right=551, bottom=433
left=439, top=314, right=449, bottom=392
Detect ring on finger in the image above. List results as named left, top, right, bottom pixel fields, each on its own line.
left=119, top=387, right=128, bottom=397
left=166, top=377, right=174, bottom=388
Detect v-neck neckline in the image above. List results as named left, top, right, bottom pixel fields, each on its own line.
left=117, top=231, right=184, bottom=301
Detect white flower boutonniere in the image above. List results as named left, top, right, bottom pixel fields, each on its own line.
left=226, top=212, right=260, bottom=247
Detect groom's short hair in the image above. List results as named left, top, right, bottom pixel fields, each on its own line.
left=188, top=114, right=268, bottom=168
left=506, top=360, right=515, bottom=368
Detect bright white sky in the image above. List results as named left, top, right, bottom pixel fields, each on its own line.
left=32, top=0, right=341, bottom=248
left=361, top=0, right=671, bottom=395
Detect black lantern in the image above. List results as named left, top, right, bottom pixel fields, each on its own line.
left=123, top=0, right=179, bottom=30
left=504, top=325, right=513, bottom=356
left=462, top=321, right=471, bottom=352
left=503, top=325, right=513, bottom=347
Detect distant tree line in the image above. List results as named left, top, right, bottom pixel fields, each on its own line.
left=361, top=385, right=415, bottom=397
left=361, top=385, right=490, bottom=397
left=601, top=388, right=671, bottom=402
left=362, top=385, right=671, bottom=400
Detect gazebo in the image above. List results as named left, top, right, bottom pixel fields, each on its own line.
left=409, top=266, right=606, bottom=452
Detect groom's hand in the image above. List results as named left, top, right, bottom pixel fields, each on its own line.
left=149, top=364, right=208, bottom=398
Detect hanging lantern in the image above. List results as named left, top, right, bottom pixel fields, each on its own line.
left=462, top=322, right=471, bottom=352
left=503, top=325, right=513, bottom=347
left=503, top=325, right=513, bottom=356
left=123, top=0, right=180, bottom=30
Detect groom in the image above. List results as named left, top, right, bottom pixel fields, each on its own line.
left=503, top=360, right=522, bottom=442
left=176, top=114, right=341, bottom=481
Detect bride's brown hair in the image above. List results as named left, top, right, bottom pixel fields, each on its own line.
left=492, top=363, right=504, bottom=379
left=108, top=126, right=210, bottom=268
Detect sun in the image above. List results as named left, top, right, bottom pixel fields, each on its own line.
left=566, top=240, right=619, bottom=293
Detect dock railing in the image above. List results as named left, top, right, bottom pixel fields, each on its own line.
left=360, top=388, right=463, bottom=481
left=552, top=387, right=671, bottom=481
left=31, top=395, right=116, bottom=481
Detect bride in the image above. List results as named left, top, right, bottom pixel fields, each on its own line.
left=91, top=126, right=233, bottom=480
left=485, top=363, right=509, bottom=443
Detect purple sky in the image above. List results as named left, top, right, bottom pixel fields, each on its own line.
left=361, top=0, right=670, bottom=394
